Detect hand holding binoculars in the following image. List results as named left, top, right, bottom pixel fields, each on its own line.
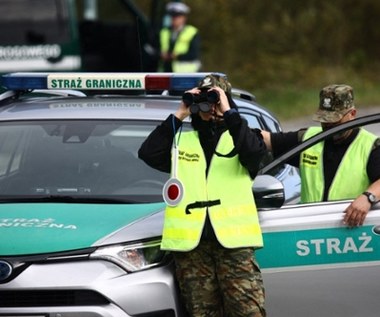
left=182, top=90, right=220, bottom=114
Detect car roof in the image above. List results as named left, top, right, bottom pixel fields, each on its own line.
left=0, top=95, right=180, bottom=121
left=0, top=72, right=278, bottom=125
left=0, top=94, right=277, bottom=120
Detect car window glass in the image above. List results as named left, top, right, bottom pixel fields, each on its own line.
left=0, top=126, right=27, bottom=176
left=263, top=114, right=281, bottom=132
left=240, top=112, right=262, bottom=129
left=0, top=0, right=70, bottom=45
left=0, top=120, right=173, bottom=203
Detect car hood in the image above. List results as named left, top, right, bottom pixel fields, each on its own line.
left=0, top=202, right=165, bottom=256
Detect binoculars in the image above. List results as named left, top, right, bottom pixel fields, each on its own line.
left=182, top=90, right=220, bottom=114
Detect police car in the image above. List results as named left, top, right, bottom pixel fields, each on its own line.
left=0, top=72, right=378, bottom=317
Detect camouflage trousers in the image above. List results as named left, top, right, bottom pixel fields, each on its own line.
left=173, top=239, right=266, bottom=317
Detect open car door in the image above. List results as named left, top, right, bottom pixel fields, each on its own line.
left=254, top=114, right=380, bottom=317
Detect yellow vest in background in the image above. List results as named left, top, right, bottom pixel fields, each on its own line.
left=159, top=25, right=200, bottom=72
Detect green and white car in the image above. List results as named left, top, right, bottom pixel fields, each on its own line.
left=0, top=72, right=379, bottom=317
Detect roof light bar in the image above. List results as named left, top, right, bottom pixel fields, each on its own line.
left=2, top=72, right=48, bottom=90
left=1, top=72, right=226, bottom=92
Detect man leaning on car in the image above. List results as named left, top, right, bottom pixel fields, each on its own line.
left=261, top=84, right=380, bottom=227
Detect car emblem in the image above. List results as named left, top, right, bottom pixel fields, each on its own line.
left=0, top=260, right=12, bottom=281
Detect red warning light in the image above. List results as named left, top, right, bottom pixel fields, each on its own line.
left=163, top=178, right=184, bottom=206
left=168, top=183, right=180, bottom=200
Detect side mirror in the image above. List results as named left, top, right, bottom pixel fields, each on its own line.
left=253, top=175, right=285, bottom=209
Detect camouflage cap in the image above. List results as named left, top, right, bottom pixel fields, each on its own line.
left=198, top=74, right=232, bottom=94
left=312, top=84, right=355, bottom=123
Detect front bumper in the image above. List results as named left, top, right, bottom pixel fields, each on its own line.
left=0, top=259, right=185, bottom=317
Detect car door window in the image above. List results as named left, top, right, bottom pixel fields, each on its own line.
left=263, top=114, right=281, bottom=132
left=240, top=112, right=262, bottom=129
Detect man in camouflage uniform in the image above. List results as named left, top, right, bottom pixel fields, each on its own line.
left=139, top=74, right=266, bottom=316
left=261, top=84, right=380, bottom=227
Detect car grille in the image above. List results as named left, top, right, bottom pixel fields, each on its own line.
left=0, top=290, right=110, bottom=307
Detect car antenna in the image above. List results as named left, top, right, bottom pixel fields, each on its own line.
left=135, top=15, right=144, bottom=72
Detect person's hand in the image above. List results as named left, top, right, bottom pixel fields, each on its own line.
left=343, top=194, right=371, bottom=227
left=209, top=86, right=230, bottom=113
left=161, top=52, right=174, bottom=61
left=260, top=130, right=272, bottom=150
left=174, top=88, right=199, bottom=121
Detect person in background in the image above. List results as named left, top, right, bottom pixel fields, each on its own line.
left=261, top=84, right=380, bottom=227
left=139, top=74, right=267, bottom=316
left=158, top=2, right=201, bottom=72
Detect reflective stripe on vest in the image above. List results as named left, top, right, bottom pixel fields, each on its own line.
left=300, top=127, right=376, bottom=203
left=159, top=25, right=200, bottom=72
left=161, top=131, right=263, bottom=251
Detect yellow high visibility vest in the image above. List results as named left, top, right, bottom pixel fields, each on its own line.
left=159, top=25, right=200, bottom=72
left=161, top=130, right=263, bottom=251
left=300, top=127, right=377, bottom=202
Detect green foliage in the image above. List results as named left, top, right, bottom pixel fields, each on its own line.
left=91, top=0, right=380, bottom=120
left=185, top=0, right=380, bottom=119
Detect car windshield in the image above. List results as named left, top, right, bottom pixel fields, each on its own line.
left=0, top=120, right=170, bottom=203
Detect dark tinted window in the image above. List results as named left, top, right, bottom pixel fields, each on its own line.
left=0, top=0, right=70, bottom=44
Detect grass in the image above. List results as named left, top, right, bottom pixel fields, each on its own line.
left=254, top=87, right=317, bottom=120
left=227, top=64, right=380, bottom=121
left=253, top=80, right=380, bottom=121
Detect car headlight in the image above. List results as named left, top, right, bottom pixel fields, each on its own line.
left=90, top=239, right=168, bottom=272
